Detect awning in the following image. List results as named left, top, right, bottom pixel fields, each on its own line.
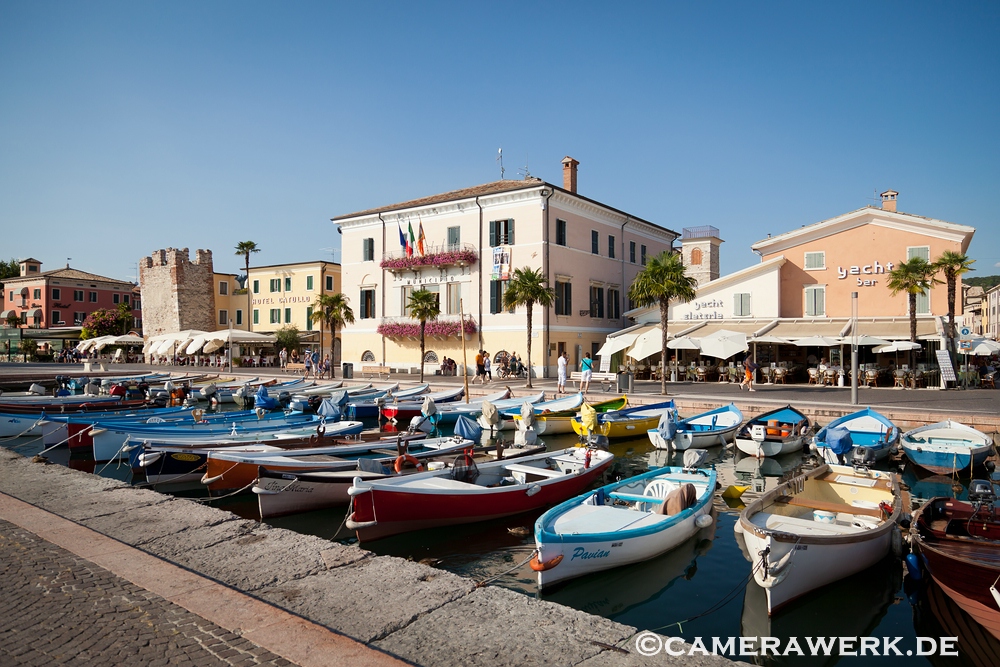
left=627, top=328, right=666, bottom=360
left=596, top=332, right=639, bottom=357
left=853, top=319, right=939, bottom=340
left=0, top=310, right=14, bottom=319
left=766, top=320, right=850, bottom=340
left=686, top=322, right=767, bottom=338
left=28, top=308, right=42, bottom=318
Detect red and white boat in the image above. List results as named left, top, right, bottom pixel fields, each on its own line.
left=378, top=386, right=476, bottom=422
left=345, top=446, right=614, bottom=542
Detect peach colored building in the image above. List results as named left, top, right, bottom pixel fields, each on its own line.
left=334, top=157, right=679, bottom=376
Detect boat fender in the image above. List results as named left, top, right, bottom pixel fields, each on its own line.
left=529, top=553, right=564, bottom=572
left=767, top=548, right=795, bottom=580
left=584, top=450, right=592, bottom=469
left=800, top=424, right=809, bottom=436
left=345, top=516, right=378, bottom=531
left=526, top=484, right=541, bottom=497
left=394, top=455, right=423, bottom=474
left=733, top=521, right=745, bottom=535
left=252, top=486, right=279, bottom=495
left=201, top=473, right=225, bottom=485
left=695, top=514, right=714, bottom=529
left=904, top=553, right=921, bottom=581
left=891, top=526, right=904, bottom=558
left=138, top=452, right=162, bottom=467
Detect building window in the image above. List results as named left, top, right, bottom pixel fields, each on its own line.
left=489, top=219, right=515, bottom=246
left=361, top=350, right=376, bottom=362
left=590, top=286, right=605, bottom=318
left=608, top=235, right=615, bottom=259
left=73, top=290, right=83, bottom=302
left=74, top=312, right=85, bottom=325
left=270, top=279, right=280, bottom=293
left=306, top=306, right=313, bottom=330
left=52, top=288, right=60, bottom=300
left=608, top=288, right=620, bottom=319
left=219, top=281, right=228, bottom=295
left=360, top=289, right=375, bottom=319
left=907, top=246, right=931, bottom=261
left=284, top=277, right=292, bottom=292
left=253, top=309, right=259, bottom=325
left=89, top=291, right=98, bottom=303
left=915, top=290, right=930, bottom=315
left=805, top=286, right=826, bottom=317
left=235, top=310, right=243, bottom=325
left=489, top=280, right=510, bottom=314
left=219, top=310, right=228, bottom=326
left=284, top=307, right=291, bottom=323
left=326, top=276, right=333, bottom=291
left=123, top=294, right=130, bottom=305
left=641, top=245, right=647, bottom=265
left=251, top=280, right=259, bottom=294
left=51, top=310, right=60, bottom=325
left=363, top=238, right=375, bottom=261
left=804, top=251, right=825, bottom=270
left=555, top=281, right=572, bottom=316
left=27, top=265, right=37, bottom=273
left=556, top=220, right=567, bottom=246
left=447, top=227, right=461, bottom=249
left=630, top=242, right=636, bottom=264
left=269, top=308, right=281, bottom=324
left=401, top=286, right=413, bottom=317
left=447, top=283, right=462, bottom=315
left=113, top=293, right=120, bottom=304
left=306, top=275, right=313, bottom=291
left=32, top=288, right=41, bottom=300
left=133, top=297, right=139, bottom=310
left=691, top=248, right=703, bottom=266
left=591, top=230, right=599, bottom=255
left=734, top=293, right=751, bottom=317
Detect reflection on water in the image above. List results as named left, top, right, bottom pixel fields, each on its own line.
left=1, top=412, right=977, bottom=664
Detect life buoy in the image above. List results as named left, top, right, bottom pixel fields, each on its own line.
left=394, top=454, right=423, bottom=474
left=529, top=554, right=563, bottom=572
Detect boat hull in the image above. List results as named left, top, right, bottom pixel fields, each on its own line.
left=734, top=434, right=807, bottom=458
left=902, top=443, right=992, bottom=475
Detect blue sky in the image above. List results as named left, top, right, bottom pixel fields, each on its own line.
left=1, top=2, right=997, bottom=282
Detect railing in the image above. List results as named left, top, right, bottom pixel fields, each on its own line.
left=376, top=317, right=478, bottom=339
left=380, top=243, right=478, bottom=271
left=682, top=226, right=720, bottom=240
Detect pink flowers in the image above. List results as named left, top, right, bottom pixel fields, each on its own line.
left=380, top=249, right=478, bottom=270
left=377, top=318, right=478, bottom=338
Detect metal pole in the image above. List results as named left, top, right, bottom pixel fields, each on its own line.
left=229, top=317, right=234, bottom=374
left=459, top=299, right=470, bottom=404
left=851, top=291, right=859, bottom=405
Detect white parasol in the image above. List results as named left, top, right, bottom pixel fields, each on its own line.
left=697, top=329, right=749, bottom=360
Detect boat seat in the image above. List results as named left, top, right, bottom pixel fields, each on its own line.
left=502, top=463, right=566, bottom=478
left=773, top=495, right=883, bottom=518
left=552, top=505, right=670, bottom=535
left=751, top=512, right=865, bottom=536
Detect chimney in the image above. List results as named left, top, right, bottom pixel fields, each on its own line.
left=880, top=189, right=898, bottom=213
left=561, top=156, right=579, bottom=194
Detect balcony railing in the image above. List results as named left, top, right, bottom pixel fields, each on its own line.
left=376, top=317, right=478, bottom=339
left=380, top=243, right=478, bottom=272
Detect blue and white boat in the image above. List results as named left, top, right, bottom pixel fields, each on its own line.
left=434, top=390, right=544, bottom=424
left=901, top=420, right=994, bottom=475
left=532, top=465, right=716, bottom=589
left=812, top=408, right=899, bottom=463
left=647, top=403, right=744, bottom=450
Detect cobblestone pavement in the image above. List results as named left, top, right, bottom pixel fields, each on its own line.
left=0, top=520, right=295, bottom=667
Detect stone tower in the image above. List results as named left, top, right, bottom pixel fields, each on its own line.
left=139, top=248, right=215, bottom=337
left=681, top=226, right=723, bottom=287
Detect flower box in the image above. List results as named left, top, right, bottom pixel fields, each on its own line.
left=380, top=249, right=478, bottom=271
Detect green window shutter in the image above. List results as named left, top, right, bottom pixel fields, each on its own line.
left=508, top=220, right=514, bottom=245
left=489, top=220, right=497, bottom=247
left=306, top=307, right=313, bottom=330
left=253, top=309, right=259, bottom=325
left=306, top=275, right=313, bottom=290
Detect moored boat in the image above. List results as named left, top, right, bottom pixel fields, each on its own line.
left=532, top=464, right=716, bottom=589
left=571, top=400, right=677, bottom=440
left=345, top=446, right=614, bottom=542
left=910, top=489, right=1000, bottom=641
left=901, top=420, right=994, bottom=475
left=647, top=403, right=743, bottom=450
left=737, top=462, right=901, bottom=614
left=812, top=407, right=899, bottom=463
left=517, top=395, right=627, bottom=435
left=733, top=405, right=811, bottom=458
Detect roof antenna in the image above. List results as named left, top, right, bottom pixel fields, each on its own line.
left=517, top=153, right=531, bottom=180
left=497, top=147, right=505, bottom=180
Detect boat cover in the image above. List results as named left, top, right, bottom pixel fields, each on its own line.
left=520, top=402, right=537, bottom=429
left=254, top=385, right=280, bottom=411
left=825, top=425, right=854, bottom=455
left=579, top=403, right=598, bottom=434
left=317, top=398, right=342, bottom=422
left=453, top=415, right=482, bottom=441
left=421, top=395, right=437, bottom=417
left=656, top=410, right=677, bottom=441
left=480, top=400, right=500, bottom=427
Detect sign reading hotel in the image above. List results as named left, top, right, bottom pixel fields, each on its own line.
left=492, top=246, right=512, bottom=281
left=836, top=260, right=895, bottom=287
left=252, top=295, right=314, bottom=305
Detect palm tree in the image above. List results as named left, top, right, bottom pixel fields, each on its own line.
left=502, top=267, right=555, bottom=388
left=234, top=241, right=260, bottom=331
left=408, top=288, right=441, bottom=383
left=310, top=293, right=354, bottom=378
left=627, top=251, right=697, bottom=395
left=887, top=256, right=940, bottom=381
left=933, top=250, right=975, bottom=358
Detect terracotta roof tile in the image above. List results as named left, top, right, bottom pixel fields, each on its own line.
left=333, top=179, right=546, bottom=220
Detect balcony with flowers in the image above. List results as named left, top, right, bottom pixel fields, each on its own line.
left=376, top=317, right=478, bottom=341
left=380, top=243, right=478, bottom=273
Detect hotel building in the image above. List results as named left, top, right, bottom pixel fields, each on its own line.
left=333, top=157, right=679, bottom=376
left=247, top=261, right=341, bottom=358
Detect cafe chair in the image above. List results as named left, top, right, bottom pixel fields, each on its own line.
left=807, top=368, right=819, bottom=385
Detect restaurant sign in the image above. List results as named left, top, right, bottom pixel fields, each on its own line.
left=837, top=260, right=895, bottom=287
left=682, top=298, right=725, bottom=321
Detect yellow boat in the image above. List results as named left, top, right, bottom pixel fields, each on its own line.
left=515, top=396, right=628, bottom=435
left=571, top=400, right=677, bottom=439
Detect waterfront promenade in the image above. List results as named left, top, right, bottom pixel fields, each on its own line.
left=0, top=362, right=997, bottom=665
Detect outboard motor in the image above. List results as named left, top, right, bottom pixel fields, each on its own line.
left=201, top=383, right=217, bottom=401
left=851, top=446, right=877, bottom=471
left=408, top=414, right=434, bottom=434
left=969, top=479, right=997, bottom=507
left=84, top=381, right=101, bottom=396
left=277, top=390, right=291, bottom=407
left=682, top=448, right=709, bottom=472
left=233, top=384, right=251, bottom=408
left=149, top=394, right=168, bottom=408
left=514, top=401, right=537, bottom=446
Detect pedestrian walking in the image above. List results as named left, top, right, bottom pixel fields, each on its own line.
left=557, top=351, right=568, bottom=393
left=580, top=353, right=593, bottom=394
left=483, top=353, right=492, bottom=382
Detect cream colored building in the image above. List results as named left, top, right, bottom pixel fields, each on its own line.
left=247, top=261, right=342, bottom=359
left=333, top=156, right=679, bottom=376
left=212, top=272, right=249, bottom=331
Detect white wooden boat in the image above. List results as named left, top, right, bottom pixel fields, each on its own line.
left=901, top=420, right=994, bottom=475
left=647, top=403, right=743, bottom=450
left=736, top=463, right=900, bottom=614
left=734, top=405, right=811, bottom=458
left=532, top=466, right=716, bottom=589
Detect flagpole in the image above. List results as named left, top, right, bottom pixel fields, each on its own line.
left=460, top=299, right=470, bottom=404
